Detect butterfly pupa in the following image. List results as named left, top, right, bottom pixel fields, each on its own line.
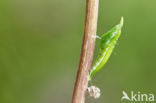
left=89, top=17, right=124, bottom=79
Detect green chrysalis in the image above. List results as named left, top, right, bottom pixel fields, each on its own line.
left=89, top=17, right=124, bottom=79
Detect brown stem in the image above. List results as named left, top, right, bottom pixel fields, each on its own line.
left=71, top=0, right=99, bottom=103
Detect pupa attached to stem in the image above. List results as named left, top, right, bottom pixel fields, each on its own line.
left=89, top=17, right=124, bottom=80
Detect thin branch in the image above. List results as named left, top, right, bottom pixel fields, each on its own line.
left=71, top=0, right=99, bottom=103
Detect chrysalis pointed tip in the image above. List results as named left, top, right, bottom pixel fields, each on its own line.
left=120, top=16, right=124, bottom=28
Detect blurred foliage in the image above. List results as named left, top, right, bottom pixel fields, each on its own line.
left=0, top=0, right=156, bottom=103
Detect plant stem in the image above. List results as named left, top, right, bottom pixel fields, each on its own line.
left=71, top=0, right=99, bottom=103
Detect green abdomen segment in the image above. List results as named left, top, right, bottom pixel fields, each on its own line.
left=89, top=40, right=116, bottom=79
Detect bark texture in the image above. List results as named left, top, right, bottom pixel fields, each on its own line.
left=71, top=0, right=99, bottom=103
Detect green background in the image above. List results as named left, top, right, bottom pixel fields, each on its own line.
left=0, top=0, right=156, bottom=103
